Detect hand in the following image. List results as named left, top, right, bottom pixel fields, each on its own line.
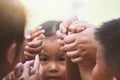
left=3, top=55, right=43, bottom=80
left=24, top=26, right=45, bottom=59
left=2, top=63, right=23, bottom=80
left=56, top=16, right=78, bottom=40
left=56, top=17, right=87, bottom=46
left=61, top=27, right=97, bottom=68
left=18, top=55, right=43, bottom=80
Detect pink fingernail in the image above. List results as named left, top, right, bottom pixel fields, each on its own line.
left=25, top=46, right=29, bottom=49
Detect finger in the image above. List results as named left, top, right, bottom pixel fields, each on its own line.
left=56, top=30, right=67, bottom=39
left=22, top=61, right=31, bottom=77
left=32, top=55, right=40, bottom=73
left=27, top=40, right=43, bottom=47
left=71, top=57, right=83, bottom=63
left=59, top=23, right=68, bottom=34
left=25, top=45, right=43, bottom=53
left=39, top=64, right=43, bottom=76
left=71, top=16, right=79, bottom=22
left=69, top=21, right=92, bottom=33
left=66, top=50, right=80, bottom=58
left=57, top=39, right=65, bottom=46
left=24, top=51, right=36, bottom=58
left=8, top=71, right=15, bottom=80
left=77, top=27, right=86, bottom=33
left=29, top=60, right=35, bottom=75
left=64, top=34, right=76, bottom=44
left=63, top=16, right=78, bottom=32
left=14, top=63, right=23, bottom=78
left=31, top=30, right=45, bottom=40
left=61, top=40, right=78, bottom=51
left=30, top=26, right=42, bottom=35
left=69, top=21, right=86, bottom=33
left=24, top=29, right=31, bottom=40
left=61, top=16, right=78, bottom=33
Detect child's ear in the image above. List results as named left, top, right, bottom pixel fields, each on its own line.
left=112, top=77, right=117, bottom=80
left=7, top=42, right=16, bottom=64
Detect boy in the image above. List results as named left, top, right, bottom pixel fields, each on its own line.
left=93, top=18, right=120, bottom=80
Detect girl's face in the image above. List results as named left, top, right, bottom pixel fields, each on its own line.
left=40, top=38, right=66, bottom=80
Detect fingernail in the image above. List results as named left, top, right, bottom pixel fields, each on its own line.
left=28, top=42, right=32, bottom=45
left=26, top=35, right=31, bottom=39
left=63, top=29, right=66, bottom=33
left=40, top=34, right=46, bottom=39
left=16, top=62, right=22, bottom=67
left=57, top=39, right=61, bottom=43
left=25, top=46, right=29, bottom=49
left=24, top=51, right=27, bottom=55
left=41, top=30, right=45, bottom=33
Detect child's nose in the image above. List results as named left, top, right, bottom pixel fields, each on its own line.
left=48, top=62, right=58, bottom=73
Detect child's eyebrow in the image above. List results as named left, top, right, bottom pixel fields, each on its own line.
left=40, top=53, right=48, bottom=57
left=58, top=52, right=66, bottom=56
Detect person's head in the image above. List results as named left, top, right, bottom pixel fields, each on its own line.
left=0, top=0, right=26, bottom=78
left=92, top=18, right=120, bottom=80
left=40, top=21, right=66, bottom=80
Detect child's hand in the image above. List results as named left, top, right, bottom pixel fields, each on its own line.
left=61, top=27, right=97, bottom=68
left=18, top=55, right=43, bottom=80
left=56, top=17, right=89, bottom=46
left=3, top=55, right=43, bottom=80
left=68, top=20, right=94, bottom=33
left=2, top=62, right=23, bottom=80
left=24, top=26, right=45, bottom=59
left=56, top=16, right=79, bottom=46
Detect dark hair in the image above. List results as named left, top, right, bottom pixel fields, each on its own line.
left=0, top=0, right=26, bottom=78
left=40, top=20, right=61, bottom=37
left=95, top=18, right=120, bottom=79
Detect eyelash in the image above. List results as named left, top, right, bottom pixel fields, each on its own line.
left=40, top=57, right=48, bottom=62
left=58, top=57, right=65, bottom=62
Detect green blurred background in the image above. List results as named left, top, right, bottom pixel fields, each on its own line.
left=20, top=0, right=120, bottom=29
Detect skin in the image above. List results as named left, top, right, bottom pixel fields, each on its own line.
left=56, top=16, right=97, bottom=80
left=3, top=27, right=45, bottom=80
left=39, top=37, right=66, bottom=80
left=62, top=27, right=96, bottom=80
left=92, top=42, right=116, bottom=80
left=24, top=26, right=45, bottom=59
left=3, top=55, right=43, bottom=80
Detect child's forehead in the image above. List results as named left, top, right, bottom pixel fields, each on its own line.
left=40, top=51, right=65, bottom=57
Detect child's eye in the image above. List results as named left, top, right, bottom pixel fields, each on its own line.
left=58, top=57, right=65, bottom=62
left=40, top=57, right=48, bottom=62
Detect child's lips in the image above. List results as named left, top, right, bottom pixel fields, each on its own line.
left=46, top=76, right=61, bottom=80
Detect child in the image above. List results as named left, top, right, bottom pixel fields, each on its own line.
left=57, top=16, right=120, bottom=80
left=0, top=0, right=42, bottom=79
left=39, top=21, right=67, bottom=80
left=0, top=0, right=26, bottom=78
left=93, top=18, right=120, bottom=80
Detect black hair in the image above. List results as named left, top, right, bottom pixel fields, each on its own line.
left=0, top=0, right=26, bottom=78
left=95, top=18, right=120, bottom=79
left=40, top=20, right=61, bottom=37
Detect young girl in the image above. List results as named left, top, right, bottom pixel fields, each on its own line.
left=1, top=0, right=43, bottom=79
left=39, top=21, right=66, bottom=80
